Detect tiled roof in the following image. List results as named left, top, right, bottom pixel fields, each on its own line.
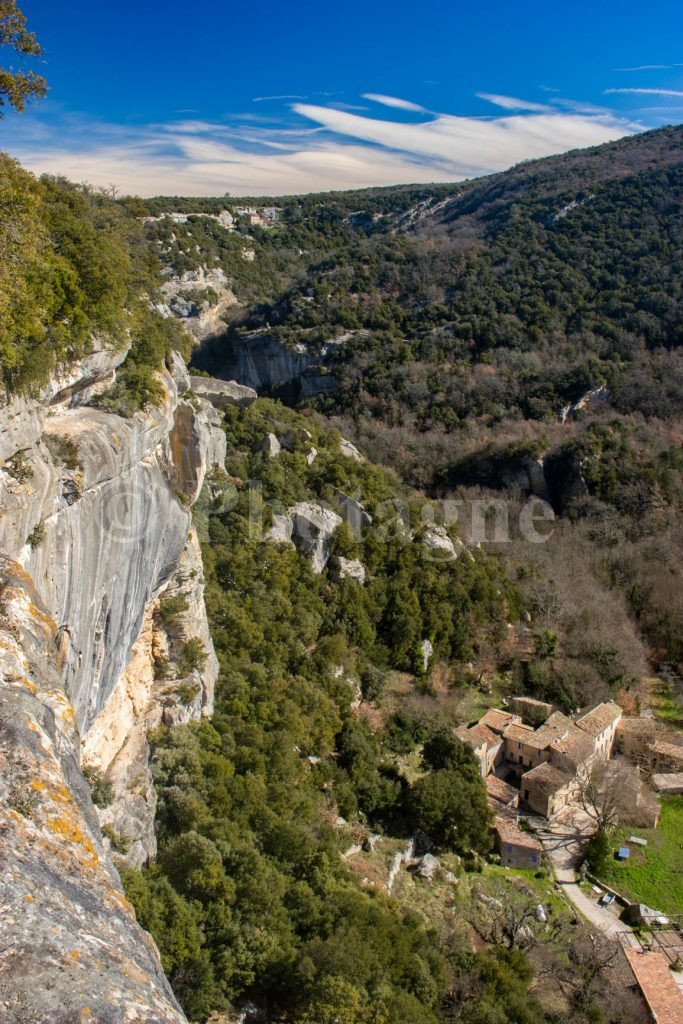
left=522, top=761, right=574, bottom=797
left=486, top=775, right=518, bottom=806
left=624, top=949, right=683, bottom=1024
left=503, top=723, right=536, bottom=743
left=651, top=773, right=683, bottom=793
left=575, top=701, right=622, bottom=738
left=617, top=716, right=655, bottom=734
left=455, top=725, right=485, bottom=750
left=533, top=711, right=575, bottom=749
left=549, top=726, right=595, bottom=767
left=494, top=814, right=542, bottom=852
left=472, top=724, right=502, bottom=751
left=652, top=741, right=683, bottom=763
left=480, top=709, right=516, bottom=734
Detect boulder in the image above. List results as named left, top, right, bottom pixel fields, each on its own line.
left=305, top=446, right=318, bottom=465
left=339, top=437, right=364, bottom=462
left=262, top=433, right=281, bottom=458
left=266, top=514, right=294, bottom=545
left=422, top=527, right=465, bottom=561
left=335, top=490, right=373, bottom=531
left=332, top=557, right=366, bottom=584
left=289, top=502, right=343, bottom=573
left=417, top=854, right=440, bottom=881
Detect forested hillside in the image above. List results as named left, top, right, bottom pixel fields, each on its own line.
left=141, top=125, right=683, bottom=682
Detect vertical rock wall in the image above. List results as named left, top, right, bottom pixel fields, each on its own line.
left=0, top=347, right=228, bottom=1021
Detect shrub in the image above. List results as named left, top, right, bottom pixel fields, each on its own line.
left=179, top=637, right=207, bottom=675
left=82, top=762, right=114, bottom=808
left=157, top=595, right=189, bottom=626
left=26, top=521, right=45, bottom=547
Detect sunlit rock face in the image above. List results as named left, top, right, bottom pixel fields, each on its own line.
left=0, top=345, right=227, bottom=1012
left=0, top=555, right=188, bottom=1024
left=0, top=351, right=221, bottom=735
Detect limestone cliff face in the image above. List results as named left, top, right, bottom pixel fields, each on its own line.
left=0, top=350, right=220, bottom=733
left=0, top=343, right=227, bottom=1020
left=0, top=556, right=187, bottom=1024
left=216, top=329, right=344, bottom=397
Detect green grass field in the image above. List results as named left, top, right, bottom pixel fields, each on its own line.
left=598, top=796, right=683, bottom=916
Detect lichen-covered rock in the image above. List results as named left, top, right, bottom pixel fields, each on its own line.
left=0, top=555, right=187, bottom=1023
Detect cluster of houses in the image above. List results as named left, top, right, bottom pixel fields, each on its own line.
left=142, top=206, right=283, bottom=230
left=455, top=696, right=682, bottom=870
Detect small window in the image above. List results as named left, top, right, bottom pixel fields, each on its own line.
left=506, top=844, right=513, bottom=852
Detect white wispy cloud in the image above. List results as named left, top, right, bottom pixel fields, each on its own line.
left=252, top=94, right=308, bottom=103
left=362, top=93, right=428, bottom=112
left=3, top=92, right=644, bottom=197
left=613, top=64, right=682, bottom=71
left=477, top=93, right=553, bottom=112
left=604, top=87, right=683, bottom=96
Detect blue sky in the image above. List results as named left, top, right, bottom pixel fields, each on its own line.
left=2, top=0, right=682, bottom=195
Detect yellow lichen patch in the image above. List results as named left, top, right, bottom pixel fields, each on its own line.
left=11, top=676, right=38, bottom=694
left=46, top=815, right=99, bottom=868
left=31, top=779, right=46, bottom=792
left=26, top=599, right=57, bottom=632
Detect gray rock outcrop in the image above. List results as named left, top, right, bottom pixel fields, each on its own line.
left=331, top=557, right=367, bottom=584
left=0, top=341, right=227, bottom=1018
left=335, top=490, right=372, bottom=532
left=217, top=329, right=345, bottom=395
left=422, top=527, right=466, bottom=561
left=263, top=503, right=343, bottom=572
left=288, top=502, right=343, bottom=573
left=339, top=437, right=364, bottom=462
left=159, top=266, right=238, bottom=342
left=0, top=556, right=186, bottom=1023
left=262, top=432, right=281, bottom=457
left=190, top=374, right=257, bottom=409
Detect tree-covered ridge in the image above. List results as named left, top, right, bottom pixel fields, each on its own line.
left=0, top=155, right=188, bottom=399
left=123, top=400, right=525, bottom=1023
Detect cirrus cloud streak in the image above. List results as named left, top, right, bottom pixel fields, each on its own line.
left=3, top=92, right=645, bottom=196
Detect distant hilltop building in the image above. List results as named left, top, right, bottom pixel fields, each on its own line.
left=234, top=206, right=282, bottom=227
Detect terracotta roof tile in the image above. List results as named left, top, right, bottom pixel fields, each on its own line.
left=576, top=701, right=622, bottom=737
left=521, top=761, right=574, bottom=797
left=494, top=814, right=542, bottom=852
left=624, top=948, right=683, bottom=1024
left=480, top=709, right=516, bottom=734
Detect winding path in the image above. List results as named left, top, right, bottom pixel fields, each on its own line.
left=530, top=809, right=638, bottom=942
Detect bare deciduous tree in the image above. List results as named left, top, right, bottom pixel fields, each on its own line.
left=469, top=882, right=561, bottom=950
left=577, top=759, right=634, bottom=832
